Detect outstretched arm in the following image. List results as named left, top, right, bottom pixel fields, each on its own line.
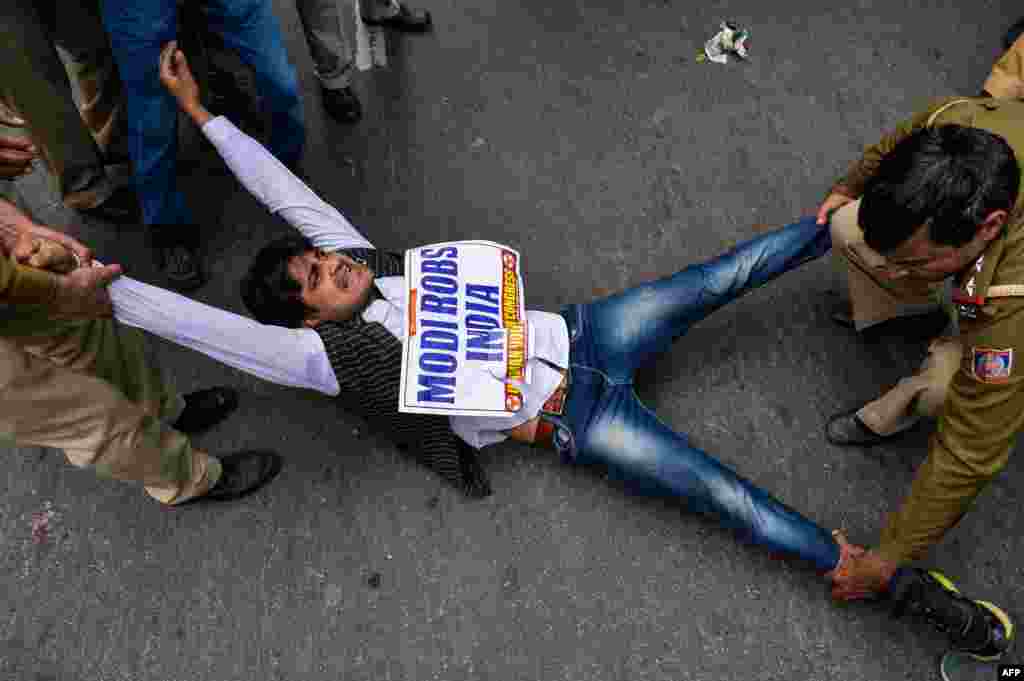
left=109, top=274, right=341, bottom=396
left=159, top=41, right=372, bottom=252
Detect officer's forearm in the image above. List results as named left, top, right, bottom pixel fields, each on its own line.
left=876, top=433, right=1007, bottom=564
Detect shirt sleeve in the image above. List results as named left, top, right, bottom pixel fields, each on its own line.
left=108, top=275, right=340, bottom=396
left=877, top=302, right=1024, bottom=563
left=833, top=98, right=960, bottom=198
left=0, top=254, right=59, bottom=305
left=200, top=116, right=373, bottom=252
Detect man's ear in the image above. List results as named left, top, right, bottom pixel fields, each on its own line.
left=302, top=312, right=321, bottom=329
left=979, top=209, right=1009, bottom=242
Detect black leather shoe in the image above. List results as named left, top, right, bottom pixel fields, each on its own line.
left=830, top=305, right=949, bottom=340
left=321, top=86, right=362, bottom=124
left=185, top=450, right=283, bottom=504
left=362, top=3, right=432, bottom=31
left=830, top=302, right=855, bottom=329
left=1004, top=17, right=1024, bottom=49
left=155, top=242, right=206, bottom=292
left=79, top=186, right=142, bottom=224
left=172, top=387, right=239, bottom=434
left=825, top=407, right=898, bottom=446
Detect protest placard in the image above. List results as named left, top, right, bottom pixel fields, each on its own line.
left=399, top=241, right=531, bottom=416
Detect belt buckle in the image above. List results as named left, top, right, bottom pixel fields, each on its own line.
left=541, top=372, right=568, bottom=416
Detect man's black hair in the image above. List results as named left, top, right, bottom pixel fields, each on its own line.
left=859, top=124, right=1019, bottom=253
left=240, top=234, right=316, bottom=328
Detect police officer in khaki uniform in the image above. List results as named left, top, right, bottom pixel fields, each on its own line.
left=816, top=31, right=1024, bottom=662
left=0, top=193, right=281, bottom=505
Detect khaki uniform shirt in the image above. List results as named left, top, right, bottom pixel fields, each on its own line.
left=833, top=97, right=1024, bottom=562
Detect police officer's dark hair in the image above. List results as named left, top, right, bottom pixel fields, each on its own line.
left=859, top=124, right=1020, bottom=253
left=240, top=234, right=316, bottom=328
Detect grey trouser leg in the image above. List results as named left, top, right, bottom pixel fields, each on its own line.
left=294, top=0, right=355, bottom=89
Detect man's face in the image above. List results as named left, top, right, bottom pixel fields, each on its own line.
left=287, top=248, right=375, bottom=326
left=874, top=213, right=1006, bottom=283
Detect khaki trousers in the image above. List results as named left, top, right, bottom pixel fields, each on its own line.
left=829, top=199, right=960, bottom=436
left=0, top=310, right=221, bottom=504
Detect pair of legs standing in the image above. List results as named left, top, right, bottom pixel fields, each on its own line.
left=99, top=0, right=304, bottom=290
left=0, top=310, right=218, bottom=505
left=294, top=0, right=431, bottom=123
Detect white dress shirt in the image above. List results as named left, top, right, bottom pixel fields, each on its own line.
left=109, top=116, right=569, bottom=449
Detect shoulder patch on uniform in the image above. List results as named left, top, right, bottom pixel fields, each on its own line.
left=971, top=347, right=1013, bottom=383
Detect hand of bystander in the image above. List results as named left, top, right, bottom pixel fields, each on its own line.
left=0, top=99, right=37, bottom=179
left=159, top=41, right=202, bottom=114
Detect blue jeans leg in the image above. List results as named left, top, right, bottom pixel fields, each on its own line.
left=583, top=216, right=830, bottom=380
left=574, top=382, right=840, bottom=572
left=99, top=0, right=192, bottom=227
left=560, top=217, right=839, bottom=572
left=203, top=0, right=305, bottom=166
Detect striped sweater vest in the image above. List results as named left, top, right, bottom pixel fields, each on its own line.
left=312, top=248, right=492, bottom=498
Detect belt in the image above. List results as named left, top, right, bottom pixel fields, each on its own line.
left=533, top=369, right=569, bottom=449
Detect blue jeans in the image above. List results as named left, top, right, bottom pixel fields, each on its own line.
left=549, top=217, right=840, bottom=572
left=100, top=0, right=304, bottom=227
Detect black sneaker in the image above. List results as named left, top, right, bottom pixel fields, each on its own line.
left=156, top=242, right=205, bottom=292
left=830, top=300, right=856, bottom=329
left=172, top=387, right=239, bottom=434
left=184, top=450, right=282, bottom=504
left=889, top=568, right=1014, bottom=661
left=321, top=86, right=362, bottom=124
